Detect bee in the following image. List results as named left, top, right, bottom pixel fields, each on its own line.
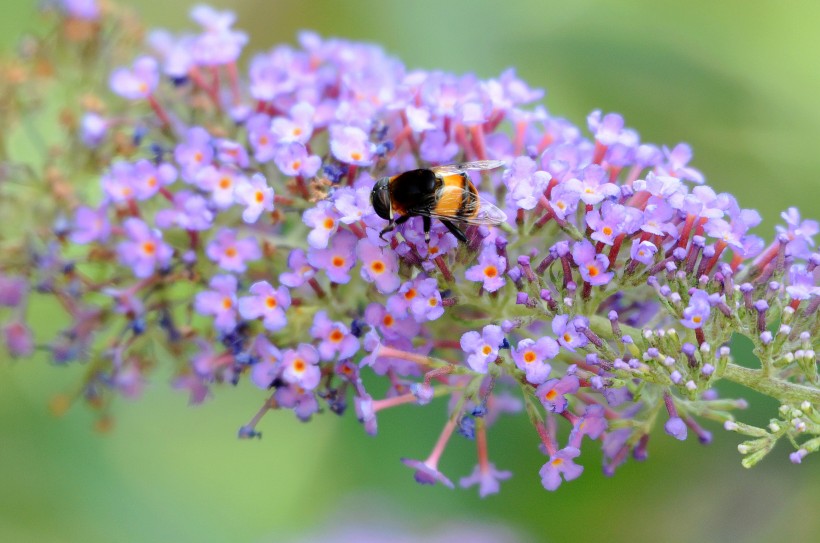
left=370, top=160, right=508, bottom=243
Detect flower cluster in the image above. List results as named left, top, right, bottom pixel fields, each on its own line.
left=1, top=0, right=818, bottom=496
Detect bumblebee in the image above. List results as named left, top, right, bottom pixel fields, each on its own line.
left=371, top=160, right=508, bottom=243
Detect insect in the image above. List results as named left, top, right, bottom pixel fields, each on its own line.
left=370, top=160, right=508, bottom=243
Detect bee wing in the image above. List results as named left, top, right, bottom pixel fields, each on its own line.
left=429, top=160, right=506, bottom=175
left=408, top=189, right=508, bottom=226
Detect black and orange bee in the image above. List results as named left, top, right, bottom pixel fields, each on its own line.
left=370, top=160, right=508, bottom=243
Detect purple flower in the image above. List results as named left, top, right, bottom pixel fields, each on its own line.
left=588, top=110, right=625, bottom=146
left=238, top=281, right=290, bottom=331
left=465, top=246, right=507, bottom=292
left=549, top=182, right=581, bottom=221
left=640, top=197, right=677, bottom=237
left=274, top=142, right=321, bottom=178
left=354, top=394, right=378, bottom=435
left=109, top=56, right=160, bottom=100
left=552, top=315, right=589, bottom=352
left=307, top=230, right=358, bottom=284
left=246, top=114, right=276, bottom=162
left=680, top=288, right=711, bottom=329
left=234, top=173, right=274, bottom=224
left=569, top=404, right=608, bottom=447
left=205, top=228, right=261, bottom=273
left=194, top=274, right=239, bottom=333
left=195, top=165, right=247, bottom=209
left=70, top=206, right=111, bottom=244
left=777, top=207, right=818, bottom=259
left=175, top=127, right=214, bottom=181
left=79, top=112, right=107, bottom=147
left=572, top=239, right=614, bottom=286
left=310, top=311, right=359, bottom=361
left=275, top=384, right=319, bottom=422
left=303, top=201, right=340, bottom=249
left=3, top=320, right=34, bottom=358
left=0, top=275, right=27, bottom=307
left=503, top=156, right=550, bottom=210
left=660, top=142, right=705, bottom=184
left=271, top=102, right=314, bottom=144
left=460, top=324, right=505, bottom=373
left=249, top=335, right=282, bottom=389
left=329, top=125, right=374, bottom=166
left=511, top=337, right=557, bottom=385
left=387, top=277, right=443, bottom=322
left=586, top=201, right=642, bottom=245
left=459, top=463, right=513, bottom=497
left=131, top=159, right=177, bottom=201
left=536, top=375, right=580, bottom=412
left=62, top=0, right=100, bottom=20
left=357, top=239, right=401, bottom=294
left=279, top=248, right=316, bottom=288
left=786, top=264, right=820, bottom=300
left=189, top=5, right=248, bottom=66
left=539, top=446, right=584, bottom=491
left=281, top=344, right=321, bottom=390
left=629, top=239, right=658, bottom=265
left=333, top=186, right=374, bottom=225
left=101, top=162, right=137, bottom=203
left=155, top=191, right=214, bottom=231
left=117, top=218, right=173, bottom=278
left=565, top=165, right=619, bottom=205
left=400, top=458, right=455, bottom=489
left=664, top=417, right=688, bottom=440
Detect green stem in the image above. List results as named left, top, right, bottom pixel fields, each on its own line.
left=722, top=364, right=820, bottom=406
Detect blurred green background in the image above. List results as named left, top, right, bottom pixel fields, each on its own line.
left=2, top=1, right=819, bottom=542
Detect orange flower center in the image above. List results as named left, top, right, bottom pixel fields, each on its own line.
left=193, top=151, right=204, bottom=163
left=222, top=297, right=233, bottom=310
left=258, top=136, right=269, bottom=146
left=523, top=351, right=536, bottom=363
left=586, top=264, right=599, bottom=277
left=219, top=177, right=232, bottom=190
left=255, top=191, right=265, bottom=203
left=293, top=359, right=305, bottom=373
left=147, top=176, right=157, bottom=188
left=551, top=458, right=564, bottom=467
left=484, top=266, right=498, bottom=278
left=141, top=241, right=156, bottom=255
left=350, top=152, right=362, bottom=161
left=404, top=288, right=417, bottom=300
left=429, top=247, right=439, bottom=255
left=546, top=389, right=558, bottom=401
left=332, top=256, right=345, bottom=267
left=602, top=226, right=613, bottom=236
left=292, top=161, right=301, bottom=171
left=692, top=316, right=702, bottom=324
left=293, top=128, right=302, bottom=136
left=481, top=345, right=492, bottom=356
left=265, top=296, right=277, bottom=308
left=563, top=333, right=572, bottom=343
left=224, top=247, right=238, bottom=258
left=428, top=298, right=438, bottom=307
left=323, top=218, right=335, bottom=230
left=382, top=315, right=394, bottom=327
left=371, top=261, right=385, bottom=274
left=329, top=329, right=344, bottom=342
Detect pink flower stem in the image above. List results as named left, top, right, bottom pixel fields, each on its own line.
left=146, top=95, right=171, bottom=129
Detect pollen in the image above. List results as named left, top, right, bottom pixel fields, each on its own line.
left=141, top=241, right=156, bottom=255
left=293, top=127, right=303, bottom=136
left=323, top=217, right=335, bottom=229
left=382, top=315, right=394, bottom=327
left=545, top=389, right=558, bottom=401
left=556, top=200, right=566, bottom=210
left=693, top=316, right=702, bottom=324
left=563, top=333, right=572, bottom=343
left=222, top=297, right=233, bottom=310
left=292, top=161, right=301, bottom=171
left=193, top=151, right=204, bottom=163
left=551, top=457, right=564, bottom=467
left=219, top=177, right=232, bottom=190
left=483, top=266, right=498, bottom=278
left=350, top=152, right=362, bottom=161
left=429, top=246, right=439, bottom=255
left=258, top=135, right=269, bottom=146
left=331, top=256, right=345, bottom=267
left=255, top=191, right=265, bottom=203
left=404, top=288, right=417, bottom=300
left=293, top=359, right=306, bottom=373
left=523, top=351, right=536, bottom=363
left=224, top=247, right=238, bottom=258
left=602, top=226, right=613, bottom=236
left=586, top=264, right=600, bottom=277
left=481, top=345, right=492, bottom=356
left=147, top=176, right=157, bottom=188
left=265, top=296, right=277, bottom=308
left=428, top=297, right=438, bottom=307
left=138, top=82, right=148, bottom=94
left=329, top=329, right=344, bottom=342
left=371, top=260, right=386, bottom=274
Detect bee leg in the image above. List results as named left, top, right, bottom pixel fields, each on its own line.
left=440, top=219, right=467, bottom=243
left=379, top=215, right=411, bottom=241
left=422, top=216, right=431, bottom=243
left=378, top=222, right=395, bottom=241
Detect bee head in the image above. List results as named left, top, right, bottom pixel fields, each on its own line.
left=370, top=177, right=392, bottom=221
